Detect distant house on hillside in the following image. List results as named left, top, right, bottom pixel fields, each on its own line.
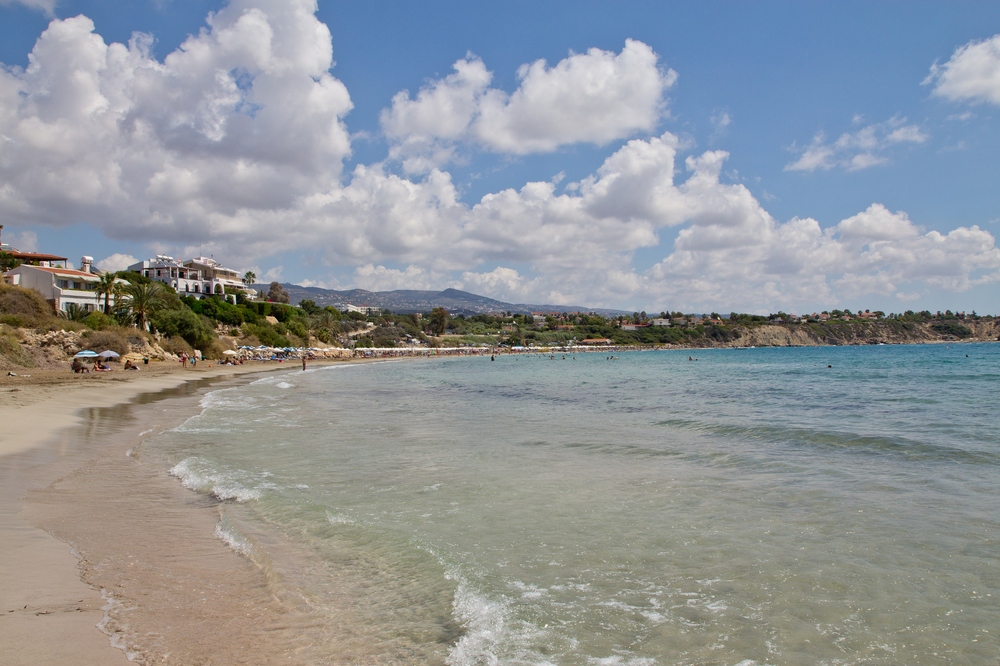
left=340, top=304, right=382, bottom=316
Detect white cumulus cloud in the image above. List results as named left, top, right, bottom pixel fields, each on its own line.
left=1, top=2, right=996, bottom=314
left=381, top=39, right=676, bottom=169
left=925, top=34, right=1000, bottom=106
left=95, top=253, right=138, bottom=272
left=0, top=0, right=352, bottom=240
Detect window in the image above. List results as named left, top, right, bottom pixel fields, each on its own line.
left=57, top=279, right=68, bottom=289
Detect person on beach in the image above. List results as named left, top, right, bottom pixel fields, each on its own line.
left=302, top=357, right=307, bottom=371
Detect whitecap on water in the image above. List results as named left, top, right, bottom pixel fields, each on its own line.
left=169, top=457, right=276, bottom=502
left=325, top=511, right=354, bottom=525
left=589, top=657, right=656, bottom=666
left=445, top=574, right=508, bottom=666
left=214, top=522, right=254, bottom=558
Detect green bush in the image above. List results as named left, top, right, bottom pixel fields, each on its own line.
left=241, top=323, right=291, bottom=348
left=268, top=303, right=296, bottom=323
left=151, top=308, right=216, bottom=351
left=182, top=295, right=246, bottom=326
left=931, top=322, right=973, bottom=339
left=299, top=299, right=321, bottom=315
left=286, top=319, right=308, bottom=339
left=82, top=311, right=115, bottom=330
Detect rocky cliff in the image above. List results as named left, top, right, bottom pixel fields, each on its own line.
left=711, top=320, right=1000, bottom=348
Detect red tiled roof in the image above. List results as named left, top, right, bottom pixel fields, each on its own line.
left=14, top=265, right=98, bottom=279
left=4, top=250, right=69, bottom=262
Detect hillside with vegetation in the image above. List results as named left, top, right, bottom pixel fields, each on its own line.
left=1, top=272, right=997, bottom=370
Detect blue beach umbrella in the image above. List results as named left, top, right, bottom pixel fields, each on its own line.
left=74, top=350, right=99, bottom=358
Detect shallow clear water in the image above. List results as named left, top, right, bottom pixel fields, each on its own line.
left=146, top=345, right=1000, bottom=664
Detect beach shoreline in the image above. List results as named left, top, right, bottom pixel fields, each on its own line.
left=0, top=358, right=359, bottom=665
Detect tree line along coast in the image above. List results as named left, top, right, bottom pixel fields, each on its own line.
left=1, top=271, right=998, bottom=371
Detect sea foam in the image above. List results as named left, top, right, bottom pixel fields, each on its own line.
left=170, top=457, right=274, bottom=502
left=214, top=522, right=255, bottom=558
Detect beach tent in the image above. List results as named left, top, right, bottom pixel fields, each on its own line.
left=74, top=350, right=99, bottom=358
left=98, top=350, right=120, bottom=359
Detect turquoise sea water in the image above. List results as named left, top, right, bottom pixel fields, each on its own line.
left=146, top=344, right=1000, bottom=664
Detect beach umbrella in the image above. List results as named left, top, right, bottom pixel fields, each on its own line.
left=74, top=350, right=99, bottom=358
left=222, top=349, right=239, bottom=356
left=98, top=350, right=120, bottom=359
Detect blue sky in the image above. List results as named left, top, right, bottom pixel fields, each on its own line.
left=1, top=0, right=999, bottom=314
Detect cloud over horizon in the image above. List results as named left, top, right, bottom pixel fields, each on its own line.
left=3, top=1, right=998, bottom=313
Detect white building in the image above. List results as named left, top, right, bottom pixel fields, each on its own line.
left=129, top=255, right=205, bottom=296
left=338, top=304, right=382, bottom=316
left=3, top=258, right=124, bottom=314
left=128, top=255, right=251, bottom=303
left=183, top=256, right=255, bottom=298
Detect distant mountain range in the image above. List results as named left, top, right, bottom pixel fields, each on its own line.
left=255, top=284, right=630, bottom=317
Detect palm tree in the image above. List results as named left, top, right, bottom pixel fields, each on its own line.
left=125, top=281, right=166, bottom=331
left=60, top=303, right=90, bottom=321
left=95, top=272, right=119, bottom=314
left=242, top=270, right=256, bottom=287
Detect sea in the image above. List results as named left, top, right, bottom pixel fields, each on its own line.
left=140, top=343, right=999, bottom=664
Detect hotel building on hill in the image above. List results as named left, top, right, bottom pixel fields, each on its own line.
left=128, top=255, right=255, bottom=302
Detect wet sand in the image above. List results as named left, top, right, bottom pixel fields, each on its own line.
left=0, top=360, right=355, bottom=664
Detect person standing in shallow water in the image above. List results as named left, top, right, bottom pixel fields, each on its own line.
left=302, top=357, right=307, bottom=371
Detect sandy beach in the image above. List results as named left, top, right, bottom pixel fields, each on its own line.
left=0, top=359, right=345, bottom=665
